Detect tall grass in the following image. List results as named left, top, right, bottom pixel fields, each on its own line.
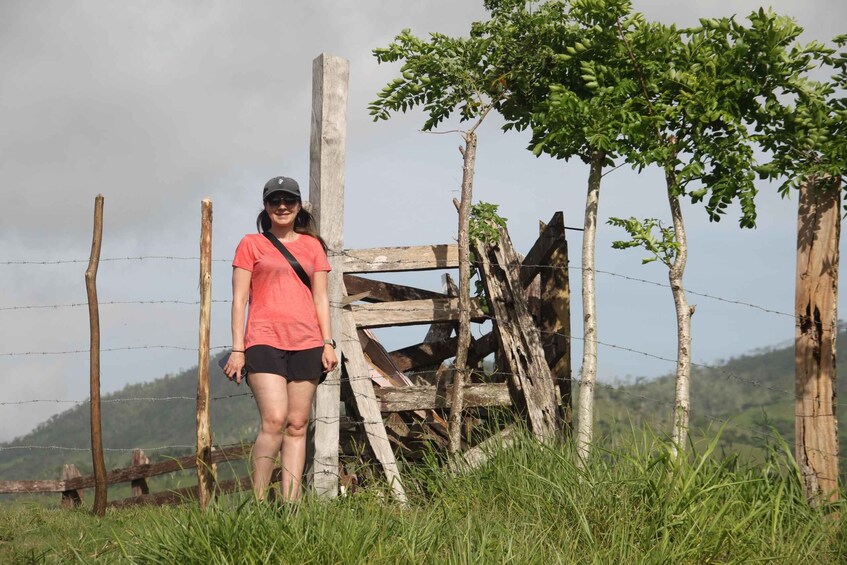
left=3, top=427, right=844, bottom=563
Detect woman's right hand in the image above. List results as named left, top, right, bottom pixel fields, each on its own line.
left=225, top=351, right=246, bottom=385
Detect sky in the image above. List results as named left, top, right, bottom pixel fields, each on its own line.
left=1, top=0, right=845, bottom=443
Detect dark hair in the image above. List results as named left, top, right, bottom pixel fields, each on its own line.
left=256, top=202, right=328, bottom=252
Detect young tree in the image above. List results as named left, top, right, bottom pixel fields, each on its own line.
left=609, top=11, right=819, bottom=455
left=479, top=0, right=648, bottom=463
left=369, top=30, right=508, bottom=453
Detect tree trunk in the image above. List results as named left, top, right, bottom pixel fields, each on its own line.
left=666, top=167, right=693, bottom=457
left=576, top=150, right=604, bottom=464
left=795, top=174, right=840, bottom=505
left=449, top=131, right=478, bottom=454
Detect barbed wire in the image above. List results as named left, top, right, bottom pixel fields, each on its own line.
left=0, top=256, right=231, bottom=265
left=0, top=299, right=232, bottom=312
left=1, top=247, right=797, bottom=321
left=0, top=444, right=194, bottom=453
left=2, top=363, right=840, bottom=463
left=0, top=345, right=231, bottom=357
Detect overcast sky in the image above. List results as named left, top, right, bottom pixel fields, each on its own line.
left=1, top=0, right=845, bottom=443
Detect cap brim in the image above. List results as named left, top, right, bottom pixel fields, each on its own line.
left=264, top=189, right=300, bottom=199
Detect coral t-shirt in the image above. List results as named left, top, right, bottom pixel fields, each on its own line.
left=233, top=233, right=331, bottom=351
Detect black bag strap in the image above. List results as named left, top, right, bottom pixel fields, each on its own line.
left=262, top=231, right=311, bottom=290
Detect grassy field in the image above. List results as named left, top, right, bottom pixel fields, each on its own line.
left=1, top=428, right=844, bottom=564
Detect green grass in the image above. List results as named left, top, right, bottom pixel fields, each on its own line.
left=2, top=427, right=844, bottom=564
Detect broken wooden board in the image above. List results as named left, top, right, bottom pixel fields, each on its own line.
left=351, top=298, right=485, bottom=328
left=375, top=383, right=511, bottom=412
left=343, top=274, right=446, bottom=302
left=477, top=228, right=560, bottom=441
left=340, top=244, right=458, bottom=273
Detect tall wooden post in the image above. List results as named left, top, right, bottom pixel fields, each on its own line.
left=308, top=53, right=349, bottom=498
left=539, top=212, right=572, bottom=430
left=795, top=176, right=840, bottom=504
left=197, top=199, right=214, bottom=509
left=85, top=194, right=107, bottom=517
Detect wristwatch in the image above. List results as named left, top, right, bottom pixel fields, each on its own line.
left=323, top=338, right=337, bottom=349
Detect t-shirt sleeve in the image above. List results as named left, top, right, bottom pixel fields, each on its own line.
left=232, top=236, right=256, bottom=272
left=311, top=237, right=331, bottom=272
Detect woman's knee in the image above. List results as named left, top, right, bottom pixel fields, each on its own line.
left=285, top=418, right=309, bottom=438
left=260, top=412, right=287, bottom=434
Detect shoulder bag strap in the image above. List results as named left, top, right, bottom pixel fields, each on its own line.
left=262, top=231, right=311, bottom=290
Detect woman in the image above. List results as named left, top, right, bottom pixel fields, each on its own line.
left=223, top=175, right=338, bottom=501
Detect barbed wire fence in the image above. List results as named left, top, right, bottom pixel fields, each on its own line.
left=1, top=251, right=838, bottom=483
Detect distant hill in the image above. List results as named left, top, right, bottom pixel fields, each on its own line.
left=0, top=352, right=258, bottom=483
left=2, top=337, right=845, bottom=486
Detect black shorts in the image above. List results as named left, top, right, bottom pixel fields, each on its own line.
left=245, top=345, right=326, bottom=384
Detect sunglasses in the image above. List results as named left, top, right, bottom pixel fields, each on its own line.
left=265, top=195, right=300, bottom=207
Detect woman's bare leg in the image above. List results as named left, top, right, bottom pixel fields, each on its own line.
left=279, top=379, right=318, bottom=500
left=248, top=373, right=288, bottom=500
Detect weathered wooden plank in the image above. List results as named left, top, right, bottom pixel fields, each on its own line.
left=340, top=308, right=407, bottom=504
left=351, top=298, right=485, bottom=328
left=375, top=383, right=511, bottom=412
left=107, top=470, right=281, bottom=509
left=448, top=427, right=516, bottom=475
left=0, top=446, right=252, bottom=494
left=343, top=274, right=445, bottom=302
left=795, top=176, right=841, bottom=503
left=339, top=244, right=458, bottom=273
left=308, top=53, right=349, bottom=499
left=478, top=228, right=560, bottom=441
left=388, top=332, right=495, bottom=374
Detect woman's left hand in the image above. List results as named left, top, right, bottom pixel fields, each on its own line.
left=322, top=345, right=339, bottom=373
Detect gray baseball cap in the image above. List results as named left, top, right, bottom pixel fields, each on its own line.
left=262, top=176, right=301, bottom=200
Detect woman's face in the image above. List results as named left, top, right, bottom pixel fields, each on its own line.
left=264, top=193, right=301, bottom=229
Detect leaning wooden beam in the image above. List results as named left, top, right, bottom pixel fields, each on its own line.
left=478, top=228, right=560, bottom=441
left=343, top=274, right=445, bottom=303
left=351, top=298, right=485, bottom=328
left=388, top=332, right=495, bottom=373
left=447, top=427, right=516, bottom=475
left=340, top=244, right=458, bottom=273
left=340, top=308, right=408, bottom=504
left=375, top=383, right=511, bottom=412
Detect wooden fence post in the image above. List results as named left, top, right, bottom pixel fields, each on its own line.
left=85, top=194, right=107, bottom=517
left=795, top=176, right=841, bottom=504
left=131, top=449, right=150, bottom=497
left=60, top=464, right=83, bottom=508
left=308, top=52, right=349, bottom=498
left=539, top=213, right=572, bottom=430
left=197, top=199, right=214, bottom=509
